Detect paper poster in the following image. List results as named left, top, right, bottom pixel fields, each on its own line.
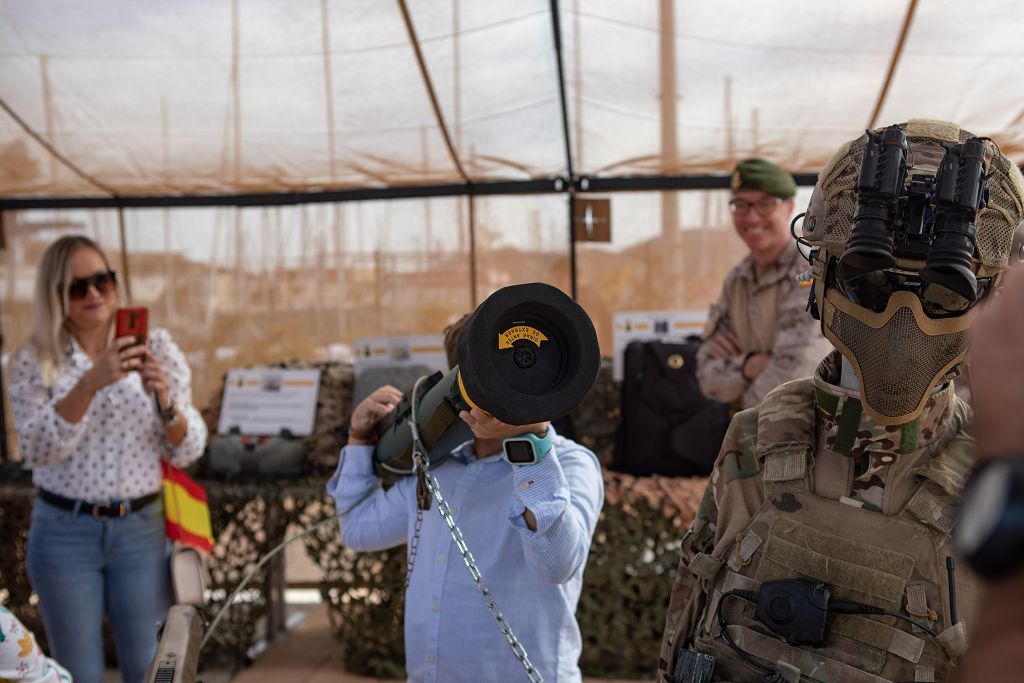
left=611, top=309, right=707, bottom=381
left=352, top=334, right=448, bottom=377
left=217, top=368, right=322, bottom=436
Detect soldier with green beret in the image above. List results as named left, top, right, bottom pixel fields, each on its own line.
left=696, top=158, right=829, bottom=412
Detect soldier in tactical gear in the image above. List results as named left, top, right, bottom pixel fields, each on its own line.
left=657, top=120, right=1024, bottom=683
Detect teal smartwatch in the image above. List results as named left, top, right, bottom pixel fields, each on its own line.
left=502, top=427, right=553, bottom=466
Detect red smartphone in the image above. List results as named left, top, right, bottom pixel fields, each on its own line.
left=115, top=307, right=149, bottom=347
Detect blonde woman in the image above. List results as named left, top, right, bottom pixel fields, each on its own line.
left=7, top=235, right=207, bottom=683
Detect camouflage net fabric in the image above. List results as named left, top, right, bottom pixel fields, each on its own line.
left=0, top=466, right=45, bottom=649
left=199, top=479, right=327, bottom=669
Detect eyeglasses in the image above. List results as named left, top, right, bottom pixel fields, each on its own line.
left=728, top=197, right=784, bottom=216
left=837, top=268, right=991, bottom=318
left=59, top=270, right=118, bottom=300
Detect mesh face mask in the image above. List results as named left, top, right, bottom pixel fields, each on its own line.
left=822, top=290, right=971, bottom=424
left=801, top=119, right=1024, bottom=424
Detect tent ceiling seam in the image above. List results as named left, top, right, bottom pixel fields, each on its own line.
left=0, top=96, right=118, bottom=197
left=395, top=0, right=468, bottom=184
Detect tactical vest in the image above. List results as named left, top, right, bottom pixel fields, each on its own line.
left=686, top=379, right=976, bottom=683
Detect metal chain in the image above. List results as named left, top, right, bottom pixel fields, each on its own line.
left=405, top=501, right=424, bottom=590
left=402, top=375, right=542, bottom=682
left=412, top=449, right=544, bottom=683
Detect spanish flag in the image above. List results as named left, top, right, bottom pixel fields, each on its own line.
left=161, top=462, right=215, bottom=553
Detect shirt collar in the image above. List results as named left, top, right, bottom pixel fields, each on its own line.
left=64, top=334, right=92, bottom=369
left=450, top=439, right=504, bottom=465
left=812, top=350, right=958, bottom=457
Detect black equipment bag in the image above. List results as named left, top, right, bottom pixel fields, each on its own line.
left=612, top=338, right=730, bottom=477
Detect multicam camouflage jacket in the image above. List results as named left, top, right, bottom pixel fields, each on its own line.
left=658, top=352, right=980, bottom=683
left=697, top=241, right=832, bottom=410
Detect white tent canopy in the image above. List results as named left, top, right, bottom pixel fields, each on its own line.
left=2, top=0, right=1023, bottom=202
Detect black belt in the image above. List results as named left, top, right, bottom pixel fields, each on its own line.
left=38, top=489, right=161, bottom=521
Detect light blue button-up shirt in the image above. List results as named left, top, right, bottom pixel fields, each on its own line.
left=327, top=429, right=604, bottom=683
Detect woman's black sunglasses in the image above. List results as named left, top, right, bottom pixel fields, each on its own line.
left=59, top=270, right=118, bottom=300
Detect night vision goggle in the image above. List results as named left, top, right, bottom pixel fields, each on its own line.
left=835, top=125, right=989, bottom=317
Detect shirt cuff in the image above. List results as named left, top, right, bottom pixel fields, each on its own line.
left=169, top=407, right=208, bottom=467
left=327, top=444, right=376, bottom=493
left=507, top=451, right=569, bottom=535
left=49, top=401, right=89, bottom=442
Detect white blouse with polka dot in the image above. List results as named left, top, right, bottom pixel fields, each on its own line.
left=8, top=328, right=208, bottom=502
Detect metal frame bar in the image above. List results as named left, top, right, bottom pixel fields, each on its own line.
left=0, top=173, right=823, bottom=211
left=548, top=0, right=578, bottom=299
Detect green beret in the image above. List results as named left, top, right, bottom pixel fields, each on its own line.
left=730, top=158, right=797, bottom=198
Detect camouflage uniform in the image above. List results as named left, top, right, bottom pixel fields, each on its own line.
left=658, top=351, right=978, bottom=683
left=697, top=241, right=831, bottom=410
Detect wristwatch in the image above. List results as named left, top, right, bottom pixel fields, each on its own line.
left=953, top=456, right=1024, bottom=580
left=502, top=427, right=553, bottom=466
left=159, top=401, right=179, bottom=427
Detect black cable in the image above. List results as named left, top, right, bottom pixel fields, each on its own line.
left=827, top=600, right=937, bottom=637
left=789, top=212, right=815, bottom=263
left=946, top=556, right=958, bottom=626
left=715, top=591, right=784, bottom=682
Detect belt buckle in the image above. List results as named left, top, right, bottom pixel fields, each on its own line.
left=92, top=502, right=127, bottom=521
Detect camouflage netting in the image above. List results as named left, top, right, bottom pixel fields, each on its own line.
left=0, top=358, right=709, bottom=678
left=0, top=468, right=45, bottom=648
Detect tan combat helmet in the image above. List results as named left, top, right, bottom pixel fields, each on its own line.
left=801, top=119, right=1024, bottom=425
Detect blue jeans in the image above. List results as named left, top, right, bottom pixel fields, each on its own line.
left=26, top=497, right=170, bottom=683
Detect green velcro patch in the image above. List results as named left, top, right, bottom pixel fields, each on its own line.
left=899, top=416, right=921, bottom=454
left=832, top=398, right=863, bottom=455
left=815, top=385, right=840, bottom=416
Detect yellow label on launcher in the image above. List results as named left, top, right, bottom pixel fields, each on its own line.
left=498, top=325, right=548, bottom=349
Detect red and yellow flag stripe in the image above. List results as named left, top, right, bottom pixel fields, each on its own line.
left=161, top=462, right=214, bottom=553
